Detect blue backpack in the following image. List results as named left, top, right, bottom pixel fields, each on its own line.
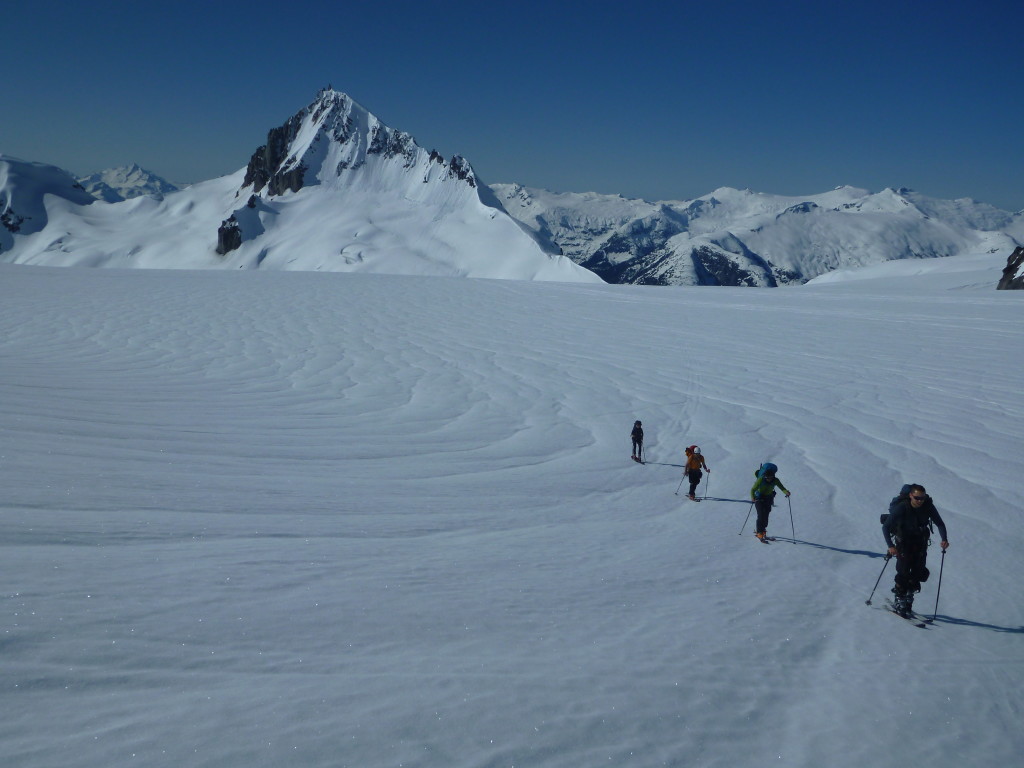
left=754, top=462, right=778, bottom=479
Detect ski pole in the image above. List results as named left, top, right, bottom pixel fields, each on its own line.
left=739, top=501, right=754, bottom=535
left=674, top=475, right=686, bottom=495
left=865, top=554, right=892, bottom=605
left=930, top=548, right=946, bottom=622
left=701, top=472, right=710, bottom=501
left=787, top=495, right=795, bottom=541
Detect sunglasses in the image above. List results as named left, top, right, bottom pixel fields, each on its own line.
left=909, top=495, right=926, bottom=501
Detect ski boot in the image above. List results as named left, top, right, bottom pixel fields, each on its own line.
left=894, top=593, right=914, bottom=617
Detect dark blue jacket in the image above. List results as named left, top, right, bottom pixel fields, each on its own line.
left=883, top=495, right=947, bottom=548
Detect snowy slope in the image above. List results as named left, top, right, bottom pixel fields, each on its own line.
left=1, top=254, right=1021, bottom=768
left=0, top=155, right=96, bottom=253
left=493, top=183, right=1024, bottom=286
left=0, top=93, right=596, bottom=283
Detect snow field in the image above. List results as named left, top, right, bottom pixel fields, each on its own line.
left=1, top=257, right=1022, bottom=768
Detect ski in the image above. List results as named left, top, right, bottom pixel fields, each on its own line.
left=884, top=600, right=927, bottom=628
left=755, top=535, right=774, bottom=543
left=686, top=496, right=701, bottom=502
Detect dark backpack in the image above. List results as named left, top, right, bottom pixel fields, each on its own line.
left=881, top=485, right=933, bottom=542
left=879, top=484, right=913, bottom=526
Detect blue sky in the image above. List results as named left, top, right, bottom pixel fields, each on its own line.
left=5, top=0, right=1023, bottom=209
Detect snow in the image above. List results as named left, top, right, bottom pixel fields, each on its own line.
left=0, top=155, right=96, bottom=246
left=1, top=253, right=1022, bottom=767
left=493, top=182, right=1024, bottom=286
left=1, top=96, right=597, bottom=284
left=76, top=163, right=181, bottom=202
left=6, top=89, right=1022, bottom=288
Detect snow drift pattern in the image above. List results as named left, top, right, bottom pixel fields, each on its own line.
left=1, top=257, right=1021, bottom=766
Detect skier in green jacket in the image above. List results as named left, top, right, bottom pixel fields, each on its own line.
left=750, top=463, right=790, bottom=540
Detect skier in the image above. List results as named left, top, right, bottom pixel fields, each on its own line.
left=630, top=420, right=644, bottom=462
left=750, top=463, right=790, bottom=540
left=882, top=484, right=949, bottom=617
left=684, top=445, right=709, bottom=500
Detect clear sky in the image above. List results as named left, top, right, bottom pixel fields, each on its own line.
left=5, top=0, right=1022, bottom=210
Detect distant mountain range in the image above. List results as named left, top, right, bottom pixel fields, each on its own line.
left=2, top=88, right=1022, bottom=285
left=492, top=184, right=1024, bottom=286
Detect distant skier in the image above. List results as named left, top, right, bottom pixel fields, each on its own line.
left=684, top=445, right=709, bottom=499
left=631, top=421, right=644, bottom=462
left=882, top=484, right=949, bottom=617
left=750, top=463, right=790, bottom=540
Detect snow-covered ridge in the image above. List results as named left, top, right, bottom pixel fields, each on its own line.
left=4, top=87, right=1023, bottom=286
left=0, top=91, right=597, bottom=282
left=240, top=89, right=482, bottom=200
left=0, top=155, right=96, bottom=254
left=493, top=183, right=1024, bottom=286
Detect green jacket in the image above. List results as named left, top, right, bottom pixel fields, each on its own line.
left=751, top=475, right=789, bottom=500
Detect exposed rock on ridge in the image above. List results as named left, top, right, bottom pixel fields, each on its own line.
left=242, top=120, right=310, bottom=196
left=997, top=246, right=1024, bottom=289
left=240, top=88, right=483, bottom=199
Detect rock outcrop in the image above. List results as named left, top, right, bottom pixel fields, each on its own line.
left=997, top=246, right=1024, bottom=290
left=216, top=216, right=242, bottom=255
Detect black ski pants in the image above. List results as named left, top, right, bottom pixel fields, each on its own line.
left=754, top=494, right=775, bottom=534
left=894, top=538, right=930, bottom=595
left=632, top=438, right=642, bottom=458
left=687, top=468, right=703, bottom=495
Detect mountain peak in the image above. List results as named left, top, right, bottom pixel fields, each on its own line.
left=78, top=164, right=179, bottom=202
left=241, top=88, right=477, bottom=198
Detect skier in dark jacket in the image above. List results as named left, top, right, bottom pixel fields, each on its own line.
left=630, top=421, right=644, bottom=462
left=882, top=484, right=949, bottom=616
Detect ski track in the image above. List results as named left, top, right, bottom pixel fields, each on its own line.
left=1, top=265, right=1022, bottom=768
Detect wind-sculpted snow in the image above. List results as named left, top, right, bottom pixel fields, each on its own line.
left=1, top=256, right=1022, bottom=768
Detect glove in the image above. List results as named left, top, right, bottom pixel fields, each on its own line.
left=784, top=492, right=791, bottom=498
left=941, top=540, right=949, bottom=551
left=888, top=546, right=897, bottom=557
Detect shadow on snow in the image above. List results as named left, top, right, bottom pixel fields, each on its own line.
left=771, top=536, right=883, bottom=559
left=928, top=614, right=1024, bottom=634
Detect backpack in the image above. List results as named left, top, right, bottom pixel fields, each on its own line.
left=881, top=485, right=933, bottom=542
left=879, top=484, right=912, bottom=526
left=754, top=462, right=778, bottom=479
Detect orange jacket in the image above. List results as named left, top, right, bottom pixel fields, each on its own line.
left=684, top=449, right=708, bottom=472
